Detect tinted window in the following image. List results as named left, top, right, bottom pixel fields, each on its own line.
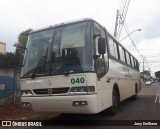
left=109, top=37, right=115, bottom=57
left=109, top=37, right=118, bottom=59
left=134, top=58, right=137, bottom=68
left=119, top=46, right=126, bottom=62
left=113, top=42, right=118, bottom=59
left=136, top=60, right=139, bottom=70
left=131, top=56, right=135, bottom=67
left=94, top=23, right=108, bottom=60
left=126, top=52, right=131, bottom=65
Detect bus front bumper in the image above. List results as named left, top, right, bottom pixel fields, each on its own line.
left=21, top=94, right=98, bottom=114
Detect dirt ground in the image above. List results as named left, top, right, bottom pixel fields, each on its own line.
left=0, top=99, right=57, bottom=120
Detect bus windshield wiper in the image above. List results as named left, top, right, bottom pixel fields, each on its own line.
left=31, top=48, right=48, bottom=79
left=31, top=56, right=47, bottom=79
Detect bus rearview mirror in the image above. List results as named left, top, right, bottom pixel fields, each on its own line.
left=16, top=46, right=27, bottom=67
left=98, top=38, right=106, bottom=54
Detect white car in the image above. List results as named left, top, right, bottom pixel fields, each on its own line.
left=140, top=79, right=144, bottom=87
left=145, top=81, right=152, bottom=85
left=151, top=80, right=155, bottom=83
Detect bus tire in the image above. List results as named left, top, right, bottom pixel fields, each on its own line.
left=131, top=85, right=138, bottom=101
left=108, top=88, right=119, bottom=115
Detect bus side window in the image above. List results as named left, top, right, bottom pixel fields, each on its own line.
left=108, top=37, right=119, bottom=59
left=108, top=37, right=115, bottom=57
left=125, top=51, right=131, bottom=66
left=113, top=41, right=118, bottom=59
left=134, top=58, right=137, bottom=69
left=131, top=56, right=135, bottom=68
left=94, top=23, right=107, bottom=59
left=119, top=46, right=126, bottom=63
left=136, top=60, right=139, bottom=71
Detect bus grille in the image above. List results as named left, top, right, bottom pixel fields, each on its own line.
left=33, top=87, right=70, bottom=95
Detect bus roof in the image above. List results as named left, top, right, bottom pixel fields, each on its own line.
left=30, top=18, right=94, bottom=34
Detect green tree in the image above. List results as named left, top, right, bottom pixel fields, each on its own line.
left=14, top=29, right=32, bottom=47
left=0, top=29, right=33, bottom=69
left=0, top=52, right=16, bottom=68
left=155, top=71, right=160, bottom=78
left=13, top=29, right=32, bottom=65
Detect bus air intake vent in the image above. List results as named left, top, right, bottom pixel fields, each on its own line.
left=33, top=87, right=70, bottom=95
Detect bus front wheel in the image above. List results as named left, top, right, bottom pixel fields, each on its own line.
left=108, top=88, right=120, bottom=115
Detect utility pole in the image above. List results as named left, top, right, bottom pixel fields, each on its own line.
left=114, top=10, right=119, bottom=37
left=114, top=0, right=131, bottom=38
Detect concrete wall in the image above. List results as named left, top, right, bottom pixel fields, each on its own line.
left=0, top=68, right=20, bottom=105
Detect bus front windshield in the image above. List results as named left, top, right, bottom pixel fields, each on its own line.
left=21, top=22, right=93, bottom=78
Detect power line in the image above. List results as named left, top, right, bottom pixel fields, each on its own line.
left=137, top=49, right=160, bottom=51
left=139, top=61, right=160, bottom=63
left=115, top=0, right=155, bottom=74
left=116, top=0, right=127, bottom=38
left=118, top=0, right=124, bottom=13
left=144, top=55, right=160, bottom=57
left=122, top=21, right=153, bottom=72
left=117, top=0, right=130, bottom=39
left=114, top=0, right=130, bottom=38
left=136, top=55, right=160, bottom=58
left=123, top=22, right=143, bottom=58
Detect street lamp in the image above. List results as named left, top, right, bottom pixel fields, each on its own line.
left=120, top=29, right=141, bottom=42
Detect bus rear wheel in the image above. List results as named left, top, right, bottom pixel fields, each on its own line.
left=131, top=85, right=138, bottom=101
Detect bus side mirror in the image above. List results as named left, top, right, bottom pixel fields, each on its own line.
left=16, top=46, right=27, bottom=67
left=95, top=57, right=107, bottom=78
left=16, top=48, right=20, bottom=67
left=98, top=38, right=106, bottom=54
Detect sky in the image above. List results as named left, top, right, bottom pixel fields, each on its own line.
left=0, top=0, right=160, bottom=75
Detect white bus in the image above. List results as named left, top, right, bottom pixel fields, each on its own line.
left=19, top=18, right=141, bottom=115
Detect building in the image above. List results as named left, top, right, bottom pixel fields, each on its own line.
left=0, top=42, right=6, bottom=54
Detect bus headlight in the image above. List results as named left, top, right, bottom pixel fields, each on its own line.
left=21, top=90, right=33, bottom=97
left=70, top=86, right=95, bottom=94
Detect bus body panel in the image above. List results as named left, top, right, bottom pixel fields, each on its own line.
left=96, top=79, right=113, bottom=111
left=21, top=74, right=87, bottom=91
left=21, top=94, right=98, bottom=114
left=21, top=73, right=102, bottom=113
left=106, top=59, right=140, bottom=102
